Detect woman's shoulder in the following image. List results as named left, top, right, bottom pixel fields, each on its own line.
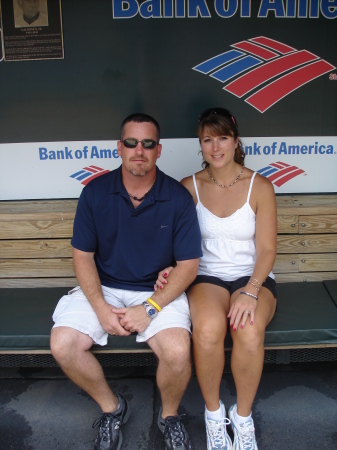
left=247, top=168, right=276, bottom=205
left=251, top=169, right=274, bottom=191
left=181, top=170, right=206, bottom=201
left=181, top=169, right=205, bottom=188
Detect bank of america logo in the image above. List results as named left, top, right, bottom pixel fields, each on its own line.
left=70, top=166, right=110, bottom=185
left=193, top=36, right=335, bottom=113
left=258, top=162, right=305, bottom=187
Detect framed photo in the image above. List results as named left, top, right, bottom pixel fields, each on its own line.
left=0, top=0, right=64, bottom=61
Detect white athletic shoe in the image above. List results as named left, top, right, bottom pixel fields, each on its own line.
left=204, top=400, right=232, bottom=449
left=228, top=404, right=258, bottom=450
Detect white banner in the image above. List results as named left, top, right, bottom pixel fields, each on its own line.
left=0, top=137, right=336, bottom=200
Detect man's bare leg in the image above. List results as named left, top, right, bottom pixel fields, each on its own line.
left=51, top=326, right=119, bottom=412
left=148, top=328, right=191, bottom=418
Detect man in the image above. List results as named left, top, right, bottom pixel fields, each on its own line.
left=15, top=0, right=48, bottom=28
left=51, top=113, right=202, bottom=450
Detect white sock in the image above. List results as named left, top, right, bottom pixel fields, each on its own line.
left=234, top=406, right=252, bottom=425
left=206, top=404, right=223, bottom=421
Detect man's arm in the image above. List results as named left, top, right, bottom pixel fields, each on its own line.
left=150, top=258, right=199, bottom=308
left=113, top=258, right=199, bottom=333
left=72, top=247, right=130, bottom=336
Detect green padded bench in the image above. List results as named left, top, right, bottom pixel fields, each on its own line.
left=1, top=282, right=337, bottom=367
left=324, top=280, right=337, bottom=308
left=0, top=287, right=150, bottom=353
left=223, top=282, right=337, bottom=349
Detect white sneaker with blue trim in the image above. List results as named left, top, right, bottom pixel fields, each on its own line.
left=228, top=404, right=258, bottom=450
left=204, top=400, right=232, bottom=449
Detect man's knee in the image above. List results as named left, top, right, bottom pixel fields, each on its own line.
left=50, top=326, right=92, bottom=362
left=50, top=327, right=72, bottom=361
left=154, top=329, right=191, bottom=368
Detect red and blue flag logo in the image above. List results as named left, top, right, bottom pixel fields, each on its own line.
left=70, top=165, right=110, bottom=185
left=193, top=36, right=335, bottom=113
left=258, top=161, right=305, bottom=187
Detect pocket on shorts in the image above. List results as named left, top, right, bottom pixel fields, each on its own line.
left=172, top=292, right=190, bottom=315
left=67, top=286, right=81, bottom=295
left=52, top=294, right=73, bottom=323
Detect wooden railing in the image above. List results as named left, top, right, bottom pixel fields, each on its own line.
left=0, top=195, right=336, bottom=288
left=274, top=195, right=337, bottom=282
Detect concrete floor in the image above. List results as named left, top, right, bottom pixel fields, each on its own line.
left=1, top=363, right=337, bottom=450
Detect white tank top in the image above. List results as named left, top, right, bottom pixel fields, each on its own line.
left=193, top=172, right=274, bottom=281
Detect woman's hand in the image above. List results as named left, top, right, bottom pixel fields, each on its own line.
left=154, top=266, right=173, bottom=291
left=227, top=291, right=258, bottom=331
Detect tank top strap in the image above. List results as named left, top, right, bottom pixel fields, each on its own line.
left=247, top=171, right=256, bottom=203
left=192, top=174, right=200, bottom=203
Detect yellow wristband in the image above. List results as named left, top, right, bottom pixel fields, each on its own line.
left=147, top=297, right=162, bottom=312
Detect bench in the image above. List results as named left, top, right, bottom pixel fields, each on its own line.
left=1, top=195, right=337, bottom=367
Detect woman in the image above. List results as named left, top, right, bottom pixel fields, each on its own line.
left=155, top=107, right=277, bottom=450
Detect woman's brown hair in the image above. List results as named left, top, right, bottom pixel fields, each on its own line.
left=197, top=107, right=245, bottom=168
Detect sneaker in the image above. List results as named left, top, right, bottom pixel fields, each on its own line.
left=157, top=407, right=193, bottom=449
left=228, top=404, right=258, bottom=450
left=205, top=400, right=232, bottom=449
left=92, top=394, right=131, bottom=450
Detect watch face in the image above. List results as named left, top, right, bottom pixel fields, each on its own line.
left=143, top=301, right=157, bottom=318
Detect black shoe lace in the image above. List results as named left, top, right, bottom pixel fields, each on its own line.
left=164, top=415, right=187, bottom=447
left=92, top=413, right=116, bottom=443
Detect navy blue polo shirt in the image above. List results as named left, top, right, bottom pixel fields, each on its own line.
left=71, top=165, right=202, bottom=291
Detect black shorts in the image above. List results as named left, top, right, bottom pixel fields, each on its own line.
left=188, top=275, right=277, bottom=299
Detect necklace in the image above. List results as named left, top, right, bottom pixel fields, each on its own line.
left=127, top=181, right=155, bottom=202
left=207, top=166, right=244, bottom=188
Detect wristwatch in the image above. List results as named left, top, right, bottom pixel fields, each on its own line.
left=142, top=301, right=158, bottom=319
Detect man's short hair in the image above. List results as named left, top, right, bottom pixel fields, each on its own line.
left=120, top=113, right=160, bottom=142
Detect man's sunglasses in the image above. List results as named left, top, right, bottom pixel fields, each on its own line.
left=121, top=138, right=158, bottom=149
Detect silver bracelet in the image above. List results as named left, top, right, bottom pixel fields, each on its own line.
left=250, top=277, right=262, bottom=287
left=240, top=291, right=258, bottom=301
left=248, top=280, right=259, bottom=291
